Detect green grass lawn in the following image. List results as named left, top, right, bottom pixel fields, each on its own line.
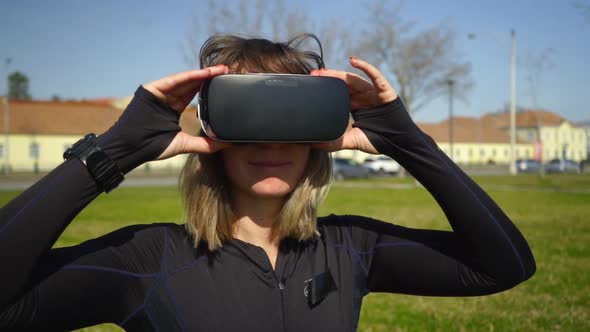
left=1, top=174, right=589, bottom=331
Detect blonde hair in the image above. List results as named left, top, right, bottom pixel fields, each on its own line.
left=180, top=34, right=332, bottom=250
left=180, top=148, right=332, bottom=250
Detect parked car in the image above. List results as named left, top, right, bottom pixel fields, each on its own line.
left=544, top=159, right=581, bottom=174
left=515, top=159, right=542, bottom=173
left=332, top=158, right=370, bottom=180
left=363, top=156, right=401, bottom=174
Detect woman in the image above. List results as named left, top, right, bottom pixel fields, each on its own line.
left=0, top=34, right=535, bottom=331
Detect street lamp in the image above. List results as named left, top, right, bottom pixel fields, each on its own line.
left=468, top=30, right=518, bottom=175
left=509, top=30, right=517, bottom=175
left=2, top=57, right=11, bottom=175
left=447, top=79, right=455, bottom=161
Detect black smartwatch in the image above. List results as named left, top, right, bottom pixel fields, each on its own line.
left=63, top=133, right=124, bottom=193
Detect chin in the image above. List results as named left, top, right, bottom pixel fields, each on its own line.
left=249, top=177, right=295, bottom=198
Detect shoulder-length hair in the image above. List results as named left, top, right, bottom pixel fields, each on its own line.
left=180, top=34, right=332, bottom=250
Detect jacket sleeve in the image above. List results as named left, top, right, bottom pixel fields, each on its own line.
left=343, top=98, right=536, bottom=296
left=0, top=86, right=180, bottom=329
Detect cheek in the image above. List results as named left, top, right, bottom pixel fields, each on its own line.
left=222, top=149, right=248, bottom=187
left=290, top=147, right=311, bottom=181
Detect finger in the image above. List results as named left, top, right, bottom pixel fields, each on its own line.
left=314, top=69, right=374, bottom=94
left=349, top=57, right=397, bottom=101
left=311, top=68, right=348, bottom=81
left=157, top=87, right=199, bottom=113
left=349, top=57, right=392, bottom=91
left=313, top=69, right=368, bottom=86
left=169, top=79, right=203, bottom=97
left=166, top=80, right=204, bottom=109
left=149, top=65, right=228, bottom=94
left=147, top=65, right=229, bottom=112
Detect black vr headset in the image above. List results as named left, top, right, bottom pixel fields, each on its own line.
left=198, top=74, right=350, bottom=142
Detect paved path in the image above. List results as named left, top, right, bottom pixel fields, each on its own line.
left=2, top=174, right=589, bottom=195
left=0, top=174, right=179, bottom=191
left=332, top=181, right=590, bottom=194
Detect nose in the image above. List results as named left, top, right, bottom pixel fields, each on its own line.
left=257, top=143, right=287, bottom=150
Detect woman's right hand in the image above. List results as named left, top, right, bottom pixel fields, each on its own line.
left=143, top=65, right=232, bottom=160
left=96, top=65, right=231, bottom=173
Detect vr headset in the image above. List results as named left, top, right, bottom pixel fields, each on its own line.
left=198, top=74, right=350, bottom=142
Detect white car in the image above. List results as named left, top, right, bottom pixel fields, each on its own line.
left=363, top=156, right=401, bottom=174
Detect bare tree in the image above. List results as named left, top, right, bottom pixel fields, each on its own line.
left=573, top=0, right=590, bottom=22
left=524, top=48, right=555, bottom=110
left=182, top=0, right=346, bottom=68
left=350, top=1, right=473, bottom=116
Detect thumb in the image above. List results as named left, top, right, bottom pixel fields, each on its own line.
left=311, top=133, right=358, bottom=152
left=157, top=132, right=230, bottom=160
left=179, top=133, right=232, bottom=154
left=312, top=129, right=378, bottom=154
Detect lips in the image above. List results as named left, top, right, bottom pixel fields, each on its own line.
left=248, top=161, right=292, bottom=168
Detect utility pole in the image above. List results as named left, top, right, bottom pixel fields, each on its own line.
left=509, top=30, right=517, bottom=175
left=2, top=57, right=11, bottom=175
left=448, top=79, right=455, bottom=161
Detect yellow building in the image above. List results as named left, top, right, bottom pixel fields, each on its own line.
left=0, top=97, right=200, bottom=173
left=538, top=122, right=587, bottom=161
left=417, top=109, right=586, bottom=165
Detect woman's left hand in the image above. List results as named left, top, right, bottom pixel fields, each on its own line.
left=310, top=57, right=398, bottom=154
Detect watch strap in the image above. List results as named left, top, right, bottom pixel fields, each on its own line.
left=64, top=134, right=124, bottom=193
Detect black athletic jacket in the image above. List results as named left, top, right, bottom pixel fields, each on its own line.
left=0, top=86, right=536, bottom=331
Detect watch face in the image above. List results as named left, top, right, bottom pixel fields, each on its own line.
left=64, top=134, right=97, bottom=160
left=62, top=133, right=124, bottom=192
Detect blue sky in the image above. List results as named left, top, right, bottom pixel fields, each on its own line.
left=1, top=0, right=588, bottom=123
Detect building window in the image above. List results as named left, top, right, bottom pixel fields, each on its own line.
left=480, top=149, right=485, bottom=157
left=492, top=148, right=497, bottom=156
left=504, top=149, right=509, bottom=157
left=30, top=142, right=40, bottom=159
left=527, top=132, right=534, bottom=141
left=468, top=149, right=473, bottom=157
left=0, top=144, right=4, bottom=158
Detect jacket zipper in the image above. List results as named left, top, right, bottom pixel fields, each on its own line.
left=276, top=276, right=287, bottom=332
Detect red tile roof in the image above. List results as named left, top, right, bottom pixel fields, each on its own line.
left=417, top=116, right=521, bottom=144
left=0, top=99, right=200, bottom=136
left=481, top=110, right=566, bottom=128
left=416, top=109, right=570, bottom=144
